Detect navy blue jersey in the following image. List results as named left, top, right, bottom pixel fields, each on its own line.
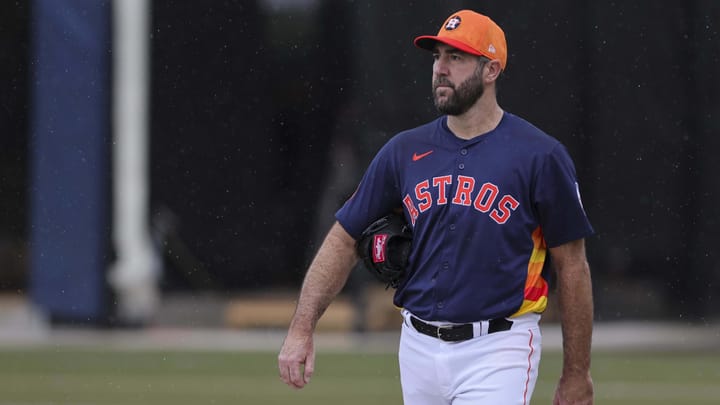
left=336, top=112, right=593, bottom=322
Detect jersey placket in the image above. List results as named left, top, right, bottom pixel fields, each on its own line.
left=431, top=144, right=472, bottom=319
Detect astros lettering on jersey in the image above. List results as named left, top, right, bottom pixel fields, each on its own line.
left=336, top=112, right=594, bottom=323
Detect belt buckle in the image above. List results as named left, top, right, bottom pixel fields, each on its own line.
left=436, top=325, right=453, bottom=341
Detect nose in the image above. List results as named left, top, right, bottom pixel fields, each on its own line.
left=433, top=57, right=449, bottom=76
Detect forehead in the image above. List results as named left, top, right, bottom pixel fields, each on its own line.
left=432, top=42, right=471, bottom=55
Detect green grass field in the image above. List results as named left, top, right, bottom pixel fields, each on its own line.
left=0, top=348, right=718, bottom=404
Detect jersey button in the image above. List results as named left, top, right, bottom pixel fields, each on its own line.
left=437, top=302, right=444, bottom=309
left=449, top=224, right=456, bottom=231
left=460, top=149, right=468, bottom=155
left=458, top=163, right=465, bottom=170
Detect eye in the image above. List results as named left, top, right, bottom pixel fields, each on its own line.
left=432, top=53, right=440, bottom=60
left=450, top=54, right=462, bottom=61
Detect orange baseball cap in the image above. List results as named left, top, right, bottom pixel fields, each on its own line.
left=414, top=10, right=508, bottom=70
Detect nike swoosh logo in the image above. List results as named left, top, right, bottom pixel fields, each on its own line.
left=412, top=150, right=434, bottom=161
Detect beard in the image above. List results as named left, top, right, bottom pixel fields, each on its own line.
left=432, top=65, right=485, bottom=116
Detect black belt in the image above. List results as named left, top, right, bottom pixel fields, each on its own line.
left=410, top=316, right=514, bottom=342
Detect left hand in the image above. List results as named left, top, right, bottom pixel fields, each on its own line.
left=553, top=372, right=593, bottom=405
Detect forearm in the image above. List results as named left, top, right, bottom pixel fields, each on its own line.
left=289, top=221, right=358, bottom=334
left=557, top=259, right=593, bottom=374
left=551, top=240, right=594, bottom=375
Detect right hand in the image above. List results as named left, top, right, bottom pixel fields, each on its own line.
left=278, top=331, right=315, bottom=389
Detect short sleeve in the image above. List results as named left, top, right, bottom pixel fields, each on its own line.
left=534, top=144, right=594, bottom=247
left=335, top=142, right=402, bottom=239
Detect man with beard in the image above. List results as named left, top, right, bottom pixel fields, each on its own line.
left=279, top=9, right=595, bottom=405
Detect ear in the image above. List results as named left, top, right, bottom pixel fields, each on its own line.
left=484, top=60, right=503, bottom=83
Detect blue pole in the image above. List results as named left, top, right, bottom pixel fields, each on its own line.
left=29, top=0, right=111, bottom=323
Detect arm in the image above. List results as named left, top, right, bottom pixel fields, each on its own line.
left=550, top=238, right=594, bottom=405
left=278, top=221, right=358, bottom=389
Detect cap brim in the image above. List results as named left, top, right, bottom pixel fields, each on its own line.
left=414, top=35, right=483, bottom=57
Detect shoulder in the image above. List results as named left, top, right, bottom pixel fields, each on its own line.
left=392, top=117, right=443, bottom=143
left=375, top=117, right=444, bottom=155
left=499, top=112, right=562, bottom=151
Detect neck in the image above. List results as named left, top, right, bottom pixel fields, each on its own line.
left=446, top=94, right=504, bottom=140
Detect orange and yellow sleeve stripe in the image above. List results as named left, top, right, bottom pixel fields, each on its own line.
left=512, top=226, right=549, bottom=317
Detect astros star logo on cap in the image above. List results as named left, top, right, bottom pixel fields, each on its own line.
left=445, top=16, right=461, bottom=30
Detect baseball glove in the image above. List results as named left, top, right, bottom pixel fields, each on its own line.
left=356, top=212, right=412, bottom=289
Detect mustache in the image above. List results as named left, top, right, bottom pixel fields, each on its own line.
left=433, top=78, right=455, bottom=90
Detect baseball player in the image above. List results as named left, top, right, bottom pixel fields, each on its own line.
left=279, top=9, right=594, bottom=405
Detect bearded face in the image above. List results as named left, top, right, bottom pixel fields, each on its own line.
left=432, top=60, right=486, bottom=116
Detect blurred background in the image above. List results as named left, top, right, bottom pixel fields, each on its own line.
left=0, top=0, right=719, bottom=333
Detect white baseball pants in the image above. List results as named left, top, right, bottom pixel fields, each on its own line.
left=398, top=310, right=542, bottom=405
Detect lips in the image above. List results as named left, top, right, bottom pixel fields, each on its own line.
left=433, top=81, right=454, bottom=91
